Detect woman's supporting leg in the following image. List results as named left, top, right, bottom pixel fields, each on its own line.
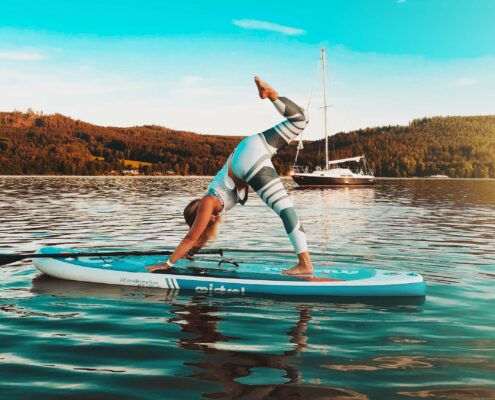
left=247, top=160, right=308, bottom=255
left=246, top=88, right=309, bottom=255
left=254, top=94, right=309, bottom=255
left=232, top=77, right=312, bottom=273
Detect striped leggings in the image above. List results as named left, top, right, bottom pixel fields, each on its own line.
left=231, top=97, right=309, bottom=254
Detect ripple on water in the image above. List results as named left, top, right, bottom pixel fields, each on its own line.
left=0, top=177, right=494, bottom=399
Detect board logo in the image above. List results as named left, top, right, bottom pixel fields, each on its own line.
left=195, top=284, right=245, bottom=295
left=120, top=277, right=160, bottom=288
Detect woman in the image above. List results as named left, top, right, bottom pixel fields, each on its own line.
left=148, top=77, right=313, bottom=275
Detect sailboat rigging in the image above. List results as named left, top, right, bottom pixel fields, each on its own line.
left=290, top=48, right=375, bottom=187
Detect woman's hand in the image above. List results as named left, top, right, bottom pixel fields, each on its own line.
left=147, top=263, right=171, bottom=273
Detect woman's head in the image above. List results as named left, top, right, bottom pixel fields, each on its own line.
left=183, top=198, right=222, bottom=244
left=183, top=198, right=202, bottom=228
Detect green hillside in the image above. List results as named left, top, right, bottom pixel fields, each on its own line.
left=0, top=111, right=494, bottom=177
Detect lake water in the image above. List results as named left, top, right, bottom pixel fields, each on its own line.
left=1, top=176, right=494, bottom=399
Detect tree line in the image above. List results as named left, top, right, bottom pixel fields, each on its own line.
left=0, top=110, right=494, bottom=177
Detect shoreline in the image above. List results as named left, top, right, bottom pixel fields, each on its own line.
left=0, top=175, right=494, bottom=181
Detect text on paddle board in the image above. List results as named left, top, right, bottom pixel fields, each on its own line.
left=195, top=284, right=245, bottom=295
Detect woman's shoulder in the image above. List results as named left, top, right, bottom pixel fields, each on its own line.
left=204, top=189, right=224, bottom=210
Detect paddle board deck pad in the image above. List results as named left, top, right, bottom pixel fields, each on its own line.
left=33, top=247, right=426, bottom=297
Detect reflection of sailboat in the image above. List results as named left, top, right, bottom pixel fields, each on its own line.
left=291, top=49, right=375, bottom=187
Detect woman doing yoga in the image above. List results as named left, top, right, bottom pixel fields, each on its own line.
left=148, top=77, right=313, bottom=275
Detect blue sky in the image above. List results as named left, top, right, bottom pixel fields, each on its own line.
left=1, top=0, right=494, bottom=138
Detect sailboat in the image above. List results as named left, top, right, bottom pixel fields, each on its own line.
left=290, top=49, right=375, bottom=187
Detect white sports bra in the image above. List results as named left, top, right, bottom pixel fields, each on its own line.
left=205, top=157, right=247, bottom=212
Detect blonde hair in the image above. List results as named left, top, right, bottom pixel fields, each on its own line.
left=183, top=198, right=222, bottom=244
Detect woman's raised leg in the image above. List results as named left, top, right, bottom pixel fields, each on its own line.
left=255, top=76, right=308, bottom=154
left=244, top=77, right=313, bottom=274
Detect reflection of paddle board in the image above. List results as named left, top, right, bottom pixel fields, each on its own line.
left=33, top=247, right=426, bottom=297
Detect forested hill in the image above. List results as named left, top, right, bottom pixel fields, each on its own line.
left=298, top=115, right=495, bottom=178
left=0, top=111, right=494, bottom=177
left=0, top=111, right=242, bottom=176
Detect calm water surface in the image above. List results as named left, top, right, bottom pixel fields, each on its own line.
left=0, top=176, right=494, bottom=399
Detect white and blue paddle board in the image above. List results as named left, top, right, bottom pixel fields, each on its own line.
left=33, top=247, right=426, bottom=297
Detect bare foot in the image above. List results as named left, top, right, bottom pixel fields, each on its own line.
left=283, top=251, right=313, bottom=275
left=282, top=263, right=314, bottom=276
left=254, top=76, right=278, bottom=101
left=147, top=264, right=171, bottom=273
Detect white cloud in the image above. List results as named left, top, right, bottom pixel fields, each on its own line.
left=454, top=77, right=477, bottom=86
left=180, top=76, right=203, bottom=86
left=233, top=19, right=306, bottom=36
left=168, top=76, right=217, bottom=97
left=0, top=51, right=44, bottom=61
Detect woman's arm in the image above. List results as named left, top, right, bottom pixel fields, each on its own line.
left=167, top=196, right=217, bottom=264
left=187, top=236, right=209, bottom=258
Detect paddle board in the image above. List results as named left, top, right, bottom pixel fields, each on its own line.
left=33, top=247, right=426, bottom=297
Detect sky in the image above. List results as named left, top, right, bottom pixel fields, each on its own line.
left=0, top=0, right=494, bottom=139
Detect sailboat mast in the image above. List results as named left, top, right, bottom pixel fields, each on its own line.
left=321, top=48, right=329, bottom=170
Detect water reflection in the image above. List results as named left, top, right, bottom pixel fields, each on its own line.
left=166, top=293, right=424, bottom=398
left=2, top=177, right=495, bottom=398
left=31, top=275, right=426, bottom=399
left=398, top=388, right=495, bottom=399
left=169, top=299, right=313, bottom=395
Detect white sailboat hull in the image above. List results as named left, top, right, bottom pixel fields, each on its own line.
left=292, top=171, right=375, bottom=187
